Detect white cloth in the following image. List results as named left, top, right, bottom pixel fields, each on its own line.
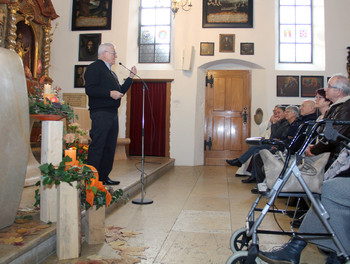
left=324, top=144, right=350, bottom=180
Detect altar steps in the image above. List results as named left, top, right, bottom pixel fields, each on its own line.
left=0, top=157, right=174, bottom=264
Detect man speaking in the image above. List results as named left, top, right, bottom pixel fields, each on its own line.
left=85, top=43, right=136, bottom=185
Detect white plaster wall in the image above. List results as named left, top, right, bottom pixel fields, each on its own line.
left=49, top=0, right=350, bottom=166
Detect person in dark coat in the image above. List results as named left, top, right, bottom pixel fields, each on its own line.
left=84, top=43, right=136, bottom=185
left=305, top=74, right=350, bottom=168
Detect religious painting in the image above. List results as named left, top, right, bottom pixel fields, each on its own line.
left=219, top=34, right=234, bottom=52
left=277, top=76, right=299, bottom=97
left=240, top=42, right=254, bottom=55
left=79, top=33, right=101, bottom=61
left=74, top=65, right=88, bottom=88
left=202, top=0, right=253, bottom=28
left=301, top=76, right=324, bottom=97
left=200, top=42, right=214, bottom=56
left=72, top=0, right=112, bottom=31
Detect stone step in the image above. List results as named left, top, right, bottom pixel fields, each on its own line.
left=0, top=157, right=174, bottom=264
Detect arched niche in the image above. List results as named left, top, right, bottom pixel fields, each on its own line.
left=0, top=0, right=59, bottom=83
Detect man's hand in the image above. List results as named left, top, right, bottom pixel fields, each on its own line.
left=129, top=66, right=137, bottom=78
left=110, top=90, right=124, bottom=100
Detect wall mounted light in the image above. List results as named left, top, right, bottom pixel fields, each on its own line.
left=171, top=0, right=192, bottom=15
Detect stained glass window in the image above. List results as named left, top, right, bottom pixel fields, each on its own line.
left=279, top=0, right=312, bottom=63
left=139, top=0, right=171, bottom=63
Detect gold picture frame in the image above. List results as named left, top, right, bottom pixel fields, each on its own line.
left=219, top=34, right=235, bottom=52
left=200, top=42, right=214, bottom=56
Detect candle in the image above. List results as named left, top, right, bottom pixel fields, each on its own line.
left=65, top=148, right=77, bottom=166
left=44, top=84, right=52, bottom=94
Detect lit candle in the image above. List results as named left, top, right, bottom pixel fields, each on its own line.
left=44, top=84, right=52, bottom=94
left=64, top=148, right=77, bottom=166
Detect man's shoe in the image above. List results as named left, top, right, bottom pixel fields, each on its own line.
left=241, top=176, right=256, bottom=183
left=102, top=178, right=120, bottom=185
left=251, top=187, right=258, bottom=194
left=235, top=173, right=248, bottom=177
left=259, top=237, right=307, bottom=264
left=226, top=159, right=242, bottom=167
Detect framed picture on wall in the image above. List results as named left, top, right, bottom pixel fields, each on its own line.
left=202, top=0, right=253, bottom=28
left=240, top=42, right=254, bottom=55
left=301, top=76, right=324, bottom=97
left=200, top=42, right=214, bottom=56
left=79, top=34, right=101, bottom=61
left=219, top=34, right=235, bottom=52
left=276, top=75, right=299, bottom=97
left=72, top=0, right=112, bottom=30
left=74, top=65, right=88, bottom=88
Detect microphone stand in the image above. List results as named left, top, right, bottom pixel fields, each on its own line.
left=119, top=63, right=153, bottom=205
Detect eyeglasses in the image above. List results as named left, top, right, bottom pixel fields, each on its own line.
left=327, top=84, right=339, bottom=89
left=105, top=51, right=117, bottom=55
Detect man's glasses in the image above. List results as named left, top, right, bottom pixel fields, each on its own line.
left=106, top=51, right=117, bottom=55
left=327, top=84, right=339, bottom=89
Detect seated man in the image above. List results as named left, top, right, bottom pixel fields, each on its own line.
left=226, top=105, right=289, bottom=172
left=250, top=100, right=318, bottom=185
left=249, top=105, right=301, bottom=184
left=306, top=74, right=350, bottom=168
left=259, top=145, right=350, bottom=264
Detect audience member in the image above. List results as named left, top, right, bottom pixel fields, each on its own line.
left=305, top=74, right=350, bottom=168
left=226, top=105, right=288, bottom=170
left=315, top=88, right=332, bottom=120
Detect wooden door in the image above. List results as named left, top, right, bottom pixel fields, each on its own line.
left=204, top=70, right=251, bottom=165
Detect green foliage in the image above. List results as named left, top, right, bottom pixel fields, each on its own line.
left=36, top=157, right=126, bottom=211
left=28, top=86, right=77, bottom=120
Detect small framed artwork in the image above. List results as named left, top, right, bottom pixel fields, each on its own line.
left=200, top=42, right=214, bottom=56
left=219, top=34, right=235, bottom=52
left=277, top=76, right=299, bottom=97
left=71, top=0, right=112, bottom=31
left=79, top=34, right=101, bottom=61
left=301, top=76, right=324, bottom=97
left=202, top=0, right=253, bottom=28
left=74, top=65, right=88, bottom=88
left=240, top=43, right=254, bottom=55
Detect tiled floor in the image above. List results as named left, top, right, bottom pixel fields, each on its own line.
left=35, top=164, right=327, bottom=263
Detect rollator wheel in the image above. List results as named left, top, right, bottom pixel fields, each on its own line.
left=230, top=227, right=252, bottom=253
left=226, top=251, right=262, bottom=264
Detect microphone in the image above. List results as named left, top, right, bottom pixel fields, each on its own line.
left=119, top=62, right=139, bottom=78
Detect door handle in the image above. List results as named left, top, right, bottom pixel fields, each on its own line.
left=204, top=137, right=212, bottom=150
left=241, top=107, right=248, bottom=124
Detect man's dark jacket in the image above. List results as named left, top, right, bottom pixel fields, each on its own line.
left=84, top=59, right=133, bottom=112
left=311, top=96, right=350, bottom=163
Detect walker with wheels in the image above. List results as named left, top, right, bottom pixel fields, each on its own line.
left=226, top=120, right=350, bottom=264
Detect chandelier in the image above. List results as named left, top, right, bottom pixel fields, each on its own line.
left=171, top=0, right=192, bottom=15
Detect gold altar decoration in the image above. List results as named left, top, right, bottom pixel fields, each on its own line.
left=0, top=0, right=58, bottom=79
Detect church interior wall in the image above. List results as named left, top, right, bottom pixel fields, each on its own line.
left=49, top=0, right=350, bottom=166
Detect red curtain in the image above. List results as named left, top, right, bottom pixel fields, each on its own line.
left=129, top=82, right=166, bottom=156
